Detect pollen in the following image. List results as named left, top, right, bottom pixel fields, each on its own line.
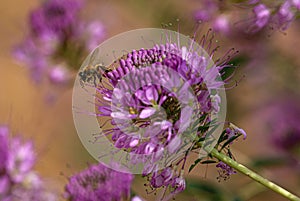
left=129, top=107, right=137, bottom=114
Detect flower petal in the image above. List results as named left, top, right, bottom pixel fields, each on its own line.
left=139, top=107, right=156, bottom=119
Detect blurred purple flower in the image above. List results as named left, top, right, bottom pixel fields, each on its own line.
left=292, top=0, right=300, bottom=9
left=13, top=38, right=49, bottom=83
left=48, top=65, right=70, bottom=84
left=213, top=15, right=230, bottom=35
left=193, top=0, right=299, bottom=35
left=194, top=0, right=234, bottom=35
left=194, top=0, right=218, bottom=22
left=13, top=0, right=106, bottom=91
left=275, top=1, right=294, bottom=31
left=29, top=0, right=83, bottom=38
left=0, top=126, right=9, bottom=170
left=246, top=0, right=300, bottom=33
left=0, top=125, right=58, bottom=200
left=85, top=21, right=106, bottom=51
left=7, top=138, right=36, bottom=183
left=253, top=4, right=271, bottom=30
left=65, top=163, right=134, bottom=201
left=266, top=99, right=300, bottom=153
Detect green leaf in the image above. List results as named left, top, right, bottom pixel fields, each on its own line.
left=197, top=137, right=206, bottom=142
left=201, top=160, right=217, bottom=164
left=220, top=134, right=241, bottom=150
left=217, top=130, right=228, bottom=144
left=198, top=113, right=208, bottom=122
left=197, top=125, right=210, bottom=133
left=189, top=158, right=203, bottom=173
left=206, top=123, right=220, bottom=137
left=227, top=148, right=234, bottom=159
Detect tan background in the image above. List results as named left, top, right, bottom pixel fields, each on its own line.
left=1, top=0, right=300, bottom=200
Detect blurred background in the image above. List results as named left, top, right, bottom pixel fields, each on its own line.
left=0, top=0, right=299, bottom=200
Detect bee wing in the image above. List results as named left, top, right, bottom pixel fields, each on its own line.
left=87, top=48, right=100, bottom=67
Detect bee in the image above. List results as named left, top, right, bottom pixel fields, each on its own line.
left=78, top=64, right=107, bottom=87
left=78, top=48, right=111, bottom=87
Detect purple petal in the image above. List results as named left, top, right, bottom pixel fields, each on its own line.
left=145, top=86, right=158, bottom=103
left=160, top=120, right=172, bottom=130
left=131, top=196, right=144, bottom=201
left=111, top=112, right=129, bottom=119
left=168, top=136, right=181, bottom=154
left=139, top=107, right=156, bottom=119
left=236, top=128, right=247, bottom=140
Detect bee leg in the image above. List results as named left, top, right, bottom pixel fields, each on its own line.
left=93, top=76, right=97, bottom=87
left=96, top=74, right=102, bottom=82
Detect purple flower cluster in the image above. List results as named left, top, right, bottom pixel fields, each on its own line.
left=97, top=43, right=221, bottom=161
left=89, top=29, right=238, bottom=196
left=194, top=0, right=300, bottom=35
left=13, top=0, right=105, bottom=85
left=249, top=0, right=300, bottom=32
left=65, top=163, right=134, bottom=201
left=216, top=161, right=237, bottom=181
left=148, top=167, right=186, bottom=194
left=0, top=125, right=57, bottom=201
left=194, top=0, right=230, bottom=35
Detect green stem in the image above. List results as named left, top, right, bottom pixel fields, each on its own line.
left=210, top=148, right=300, bottom=201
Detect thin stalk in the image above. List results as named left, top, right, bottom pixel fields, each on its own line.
left=209, top=148, right=300, bottom=201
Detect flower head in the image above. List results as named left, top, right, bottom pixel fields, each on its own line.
left=76, top=29, right=241, bottom=199
left=95, top=42, right=224, bottom=170
left=0, top=125, right=58, bottom=200
left=73, top=28, right=243, bottom=199
left=65, top=163, right=134, bottom=201
left=29, top=0, right=83, bottom=38
left=13, top=0, right=106, bottom=97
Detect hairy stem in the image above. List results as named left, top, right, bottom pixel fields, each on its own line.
left=209, top=148, right=300, bottom=201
